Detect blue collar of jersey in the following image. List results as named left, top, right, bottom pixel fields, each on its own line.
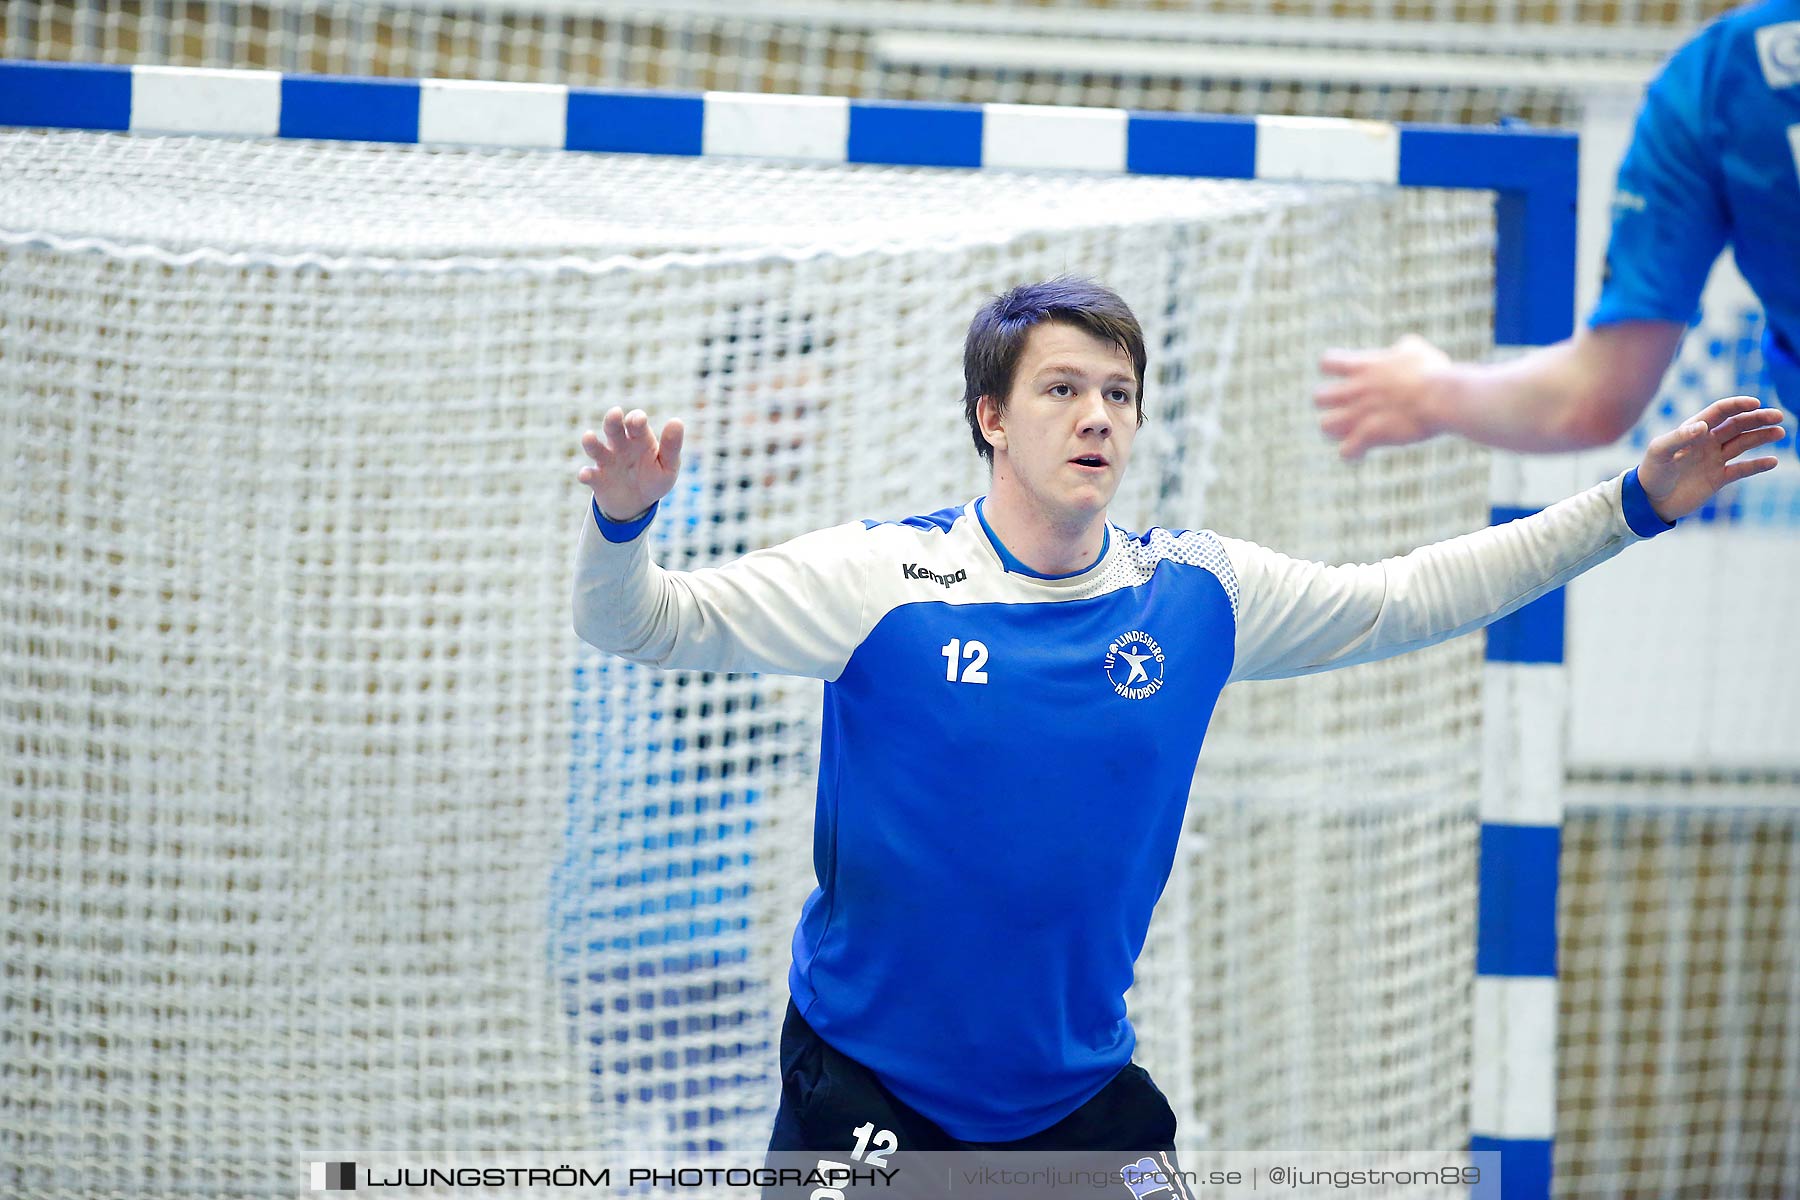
left=974, top=497, right=1110, bottom=580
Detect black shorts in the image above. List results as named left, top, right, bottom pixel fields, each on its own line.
left=764, top=1001, right=1194, bottom=1199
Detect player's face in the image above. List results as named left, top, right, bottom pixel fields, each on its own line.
left=985, top=321, right=1139, bottom=527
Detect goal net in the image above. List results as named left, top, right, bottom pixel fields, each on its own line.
left=9, top=0, right=1799, bottom=1192
left=0, top=128, right=1494, bottom=1195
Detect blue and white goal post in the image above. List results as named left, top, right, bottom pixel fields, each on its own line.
left=0, top=57, right=1577, bottom=1199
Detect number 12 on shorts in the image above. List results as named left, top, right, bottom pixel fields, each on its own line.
left=811, top=1123, right=898, bottom=1200
left=941, top=638, right=989, bottom=684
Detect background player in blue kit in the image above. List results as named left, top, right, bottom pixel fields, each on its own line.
left=1314, top=0, right=1800, bottom=458
left=572, top=279, right=1782, bottom=1188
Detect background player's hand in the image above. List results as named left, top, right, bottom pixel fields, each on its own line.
left=1315, top=333, right=1453, bottom=460
left=578, top=408, right=686, bottom=522
left=1636, top=396, right=1784, bottom=522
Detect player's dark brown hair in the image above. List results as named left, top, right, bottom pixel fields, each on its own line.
left=962, top=277, right=1147, bottom=465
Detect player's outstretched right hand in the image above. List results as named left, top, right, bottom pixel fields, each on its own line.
left=578, top=408, right=685, bottom=522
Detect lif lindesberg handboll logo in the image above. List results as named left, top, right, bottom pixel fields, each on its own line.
left=1104, top=629, right=1165, bottom=699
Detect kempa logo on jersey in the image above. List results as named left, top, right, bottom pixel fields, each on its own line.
left=903, top=563, right=968, bottom=587
left=1757, top=21, right=1800, bottom=90
left=1104, top=630, right=1165, bottom=699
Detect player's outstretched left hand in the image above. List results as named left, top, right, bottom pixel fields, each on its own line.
left=1637, top=396, right=1785, bottom=523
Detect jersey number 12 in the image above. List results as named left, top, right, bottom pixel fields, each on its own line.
left=941, top=638, right=989, bottom=684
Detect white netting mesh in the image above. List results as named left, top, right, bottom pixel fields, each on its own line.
left=1558, top=778, right=1800, bottom=1199
left=1552, top=271, right=1800, bottom=1197
left=5, top=0, right=1728, bottom=128
left=1, top=129, right=1493, bottom=1196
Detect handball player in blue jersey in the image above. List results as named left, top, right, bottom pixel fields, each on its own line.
left=1315, top=0, right=1800, bottom=457
left=573, top=278, right=1780, bottom=1194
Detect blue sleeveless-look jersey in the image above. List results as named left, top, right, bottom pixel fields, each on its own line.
left=1594, top=0, right=1800, bottom=408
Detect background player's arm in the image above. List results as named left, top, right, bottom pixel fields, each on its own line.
left=1313, top=321, right=1684, bottom=459
left=573, top=407, right=870, bottom=679
left=1314, top=33, right=1725, bottom=461
left=1227, top=397, right=1782, bottom=682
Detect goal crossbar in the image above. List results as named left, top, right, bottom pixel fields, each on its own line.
left=0, top=56, right=1577, bottom=346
